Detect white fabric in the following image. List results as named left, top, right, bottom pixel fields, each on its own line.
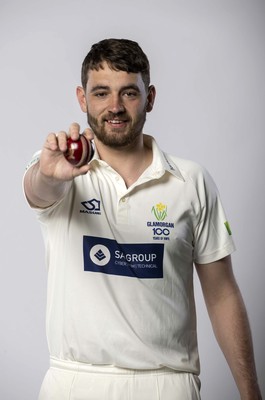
left=24, top=134, right=235, bottom=375
left=38, top=359, right=201, bottom=400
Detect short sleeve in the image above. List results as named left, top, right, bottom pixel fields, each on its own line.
left=193, top=167, right=236, bottom=264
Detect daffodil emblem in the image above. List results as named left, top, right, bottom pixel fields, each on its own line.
left=152, top=202, right=167, bottom=221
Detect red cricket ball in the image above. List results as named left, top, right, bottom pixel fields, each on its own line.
left=64, top=135, right=94, bottom=167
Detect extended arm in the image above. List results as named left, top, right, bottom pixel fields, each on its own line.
left=24, top=123, right=92, bottom=208
left=195, top=256, right=262, bottom=400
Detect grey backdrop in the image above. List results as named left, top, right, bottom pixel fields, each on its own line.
left=0, top=0, right=264, bottom=399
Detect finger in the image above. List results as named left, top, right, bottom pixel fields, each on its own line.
left=46, top=132, right=59, bottom=151
left=72, top=163, right=91, bottom=178
left=83, top=127, right=94, bottom=141
left=56, top=131, right=68, bottom=152
left=69, top=122, right=80, bottom=140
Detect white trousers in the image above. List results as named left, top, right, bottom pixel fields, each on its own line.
left=38, top=358, right=201, bottom=400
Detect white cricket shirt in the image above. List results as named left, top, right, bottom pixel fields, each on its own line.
left=24, top=135, right=236, bottom=374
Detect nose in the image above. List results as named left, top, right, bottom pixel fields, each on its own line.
left=108, top=94, right=125, bottom=114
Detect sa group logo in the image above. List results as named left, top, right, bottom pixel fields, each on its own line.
left=80, top=199, right=101, bottom=215
left=83, top=236, right=164, bottom=279
left=90, top=244, right=111, bottom=266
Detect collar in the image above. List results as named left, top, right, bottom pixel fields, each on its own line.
left=89, top=134, right=185, bottom=182
left=144, top=134, right=185, bottom=182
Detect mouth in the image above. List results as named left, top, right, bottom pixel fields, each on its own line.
left=106, top=118, right=128, bottom=129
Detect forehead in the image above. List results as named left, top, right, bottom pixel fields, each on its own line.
left=86, top=61, right=146, bottom=91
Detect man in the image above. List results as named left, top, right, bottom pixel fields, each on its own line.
left=23, top=38, right=262, bottom=399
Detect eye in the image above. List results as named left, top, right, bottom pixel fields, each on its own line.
left=123, top=91, right=138, bottom=98
left=94, top=91, right=108, bottom=98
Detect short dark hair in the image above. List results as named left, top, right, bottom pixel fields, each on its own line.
left=81, top=38, right=150, bottom=90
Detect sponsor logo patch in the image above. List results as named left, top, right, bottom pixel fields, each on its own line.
left=83, top=236, right=164, bottom=279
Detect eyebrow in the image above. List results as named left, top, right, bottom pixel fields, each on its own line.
left=90, top=85, right=109, bottom=93
left=90, top=84, right=141, bottom=93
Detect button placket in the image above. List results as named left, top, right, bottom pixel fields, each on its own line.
left=117, top=194, right=130, bottom=224
left=104, top=167, right=132, bottom=224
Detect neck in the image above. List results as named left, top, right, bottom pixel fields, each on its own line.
left=94, top=135, right=152, bottom=187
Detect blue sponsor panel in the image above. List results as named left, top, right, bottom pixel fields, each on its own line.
left=83, top=236, right=164, bottom=279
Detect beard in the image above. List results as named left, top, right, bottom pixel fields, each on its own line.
left=86, top=109, right=147, bottom=149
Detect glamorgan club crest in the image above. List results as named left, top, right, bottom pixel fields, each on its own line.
left=148, top=203, right=173, bottom=241
left=151, top=203, right=167, bottom=221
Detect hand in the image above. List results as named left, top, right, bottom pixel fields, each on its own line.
left=39, top=122, right=94, bottom=182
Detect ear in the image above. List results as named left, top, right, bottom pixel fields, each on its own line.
left=76, top=86, right=87, bottom=113
left=145, top=85, right=156, bottom=112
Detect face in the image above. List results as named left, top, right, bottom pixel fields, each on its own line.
left=77, top=62, right=155, bottom=149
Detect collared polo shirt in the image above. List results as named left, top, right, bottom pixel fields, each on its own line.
left=24, top=134, right=235, bottom=374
